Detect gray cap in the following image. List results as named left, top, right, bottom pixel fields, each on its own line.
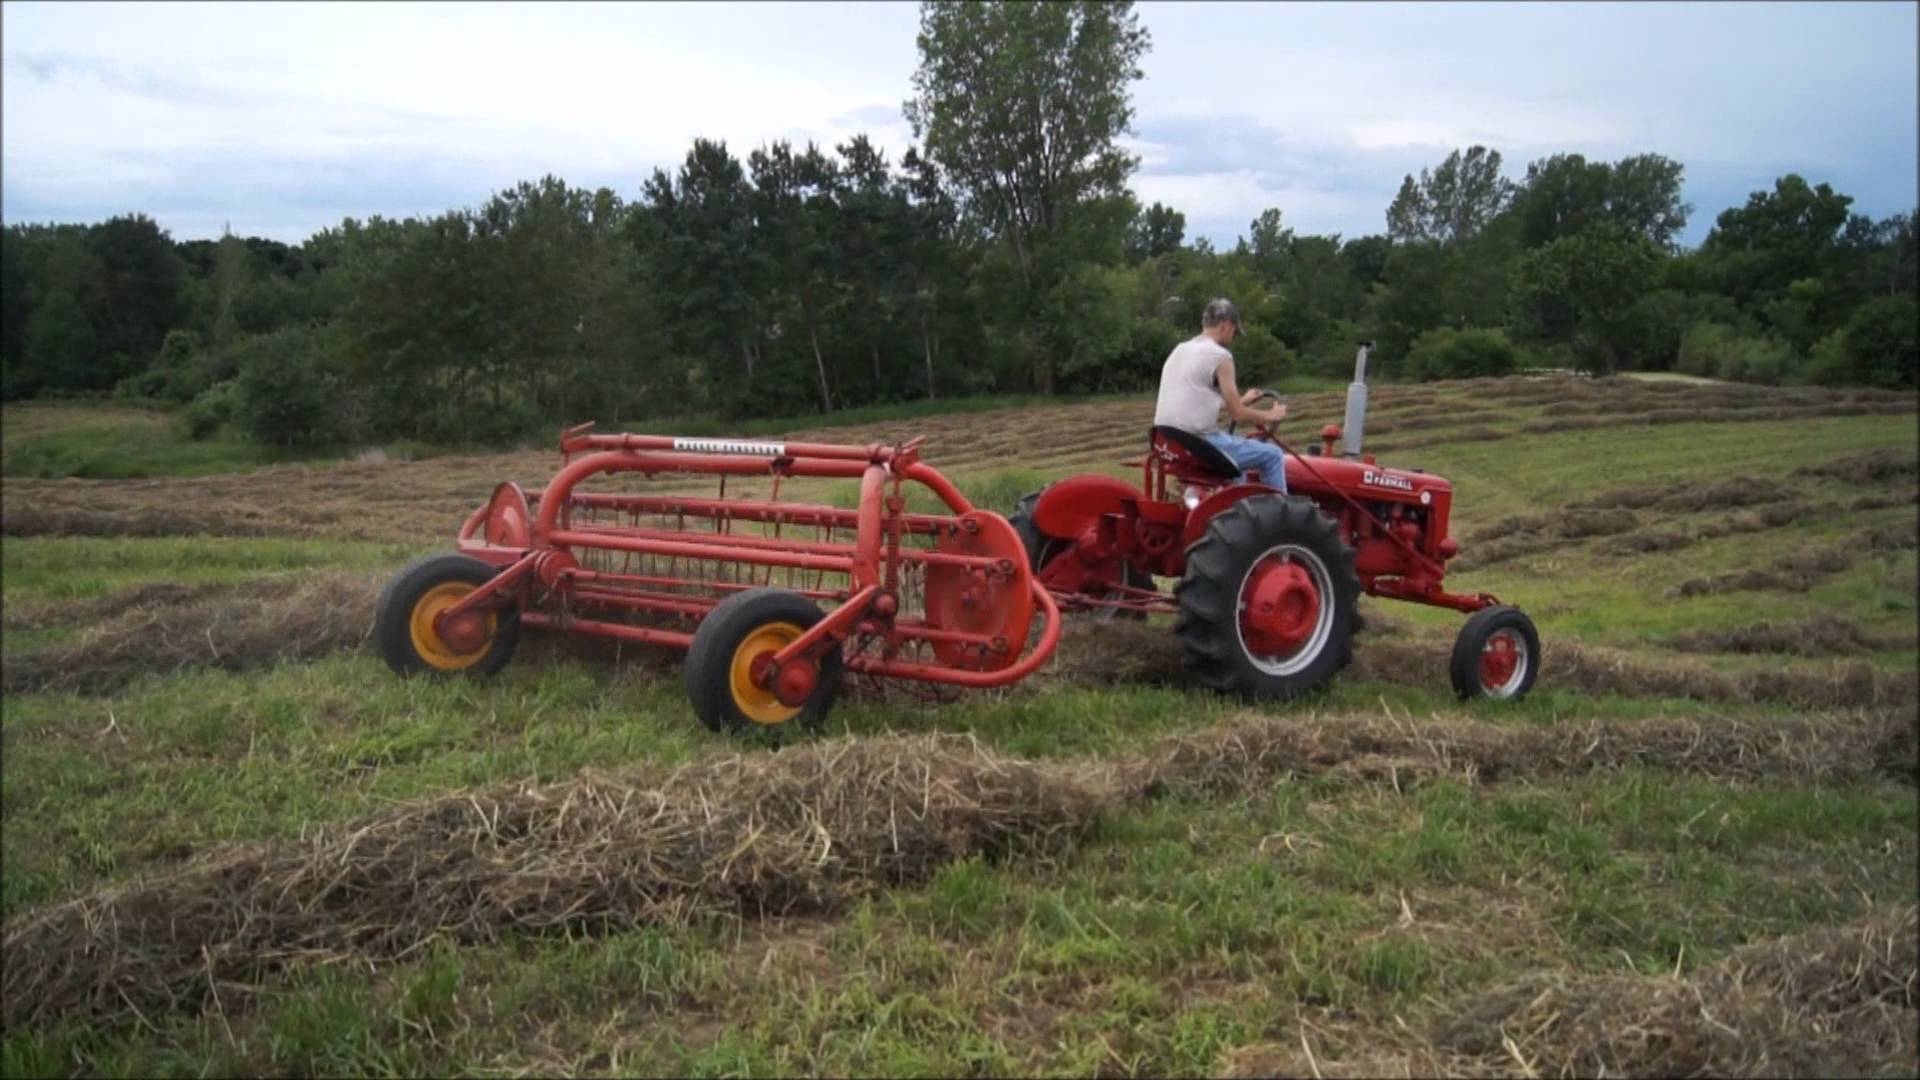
left=1201, top=297, right=1240, bottom=329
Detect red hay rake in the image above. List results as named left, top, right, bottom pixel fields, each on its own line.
left=375, top=422, right=1060, bottom=731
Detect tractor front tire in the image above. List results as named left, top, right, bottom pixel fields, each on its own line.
left=1175, top=495, right=1359, bottom=700
left=375, top=554, right=521, bottom=677
left=1009, top=488, right=1154, bottom=620
left=685, top=588, right=844, bottom=734
left=1449, top=606, right=1540, bottom=700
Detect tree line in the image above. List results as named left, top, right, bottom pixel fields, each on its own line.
left=2, top=0, right=1914, bottom=449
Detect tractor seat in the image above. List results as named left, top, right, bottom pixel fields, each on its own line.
left=1149, top=425, right=1240, bottom=482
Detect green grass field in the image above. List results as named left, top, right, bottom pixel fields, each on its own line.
left=1, top=376, right=1915, bottom=1077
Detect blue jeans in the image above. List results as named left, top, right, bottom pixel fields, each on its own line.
left=1204, top=431, right=1288, bottom=492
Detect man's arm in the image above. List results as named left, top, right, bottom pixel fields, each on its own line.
left=1215, top=358, right=1287, bottom=425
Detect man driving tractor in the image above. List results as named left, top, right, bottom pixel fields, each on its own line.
left=1152, top=298, right=1289, bottom=490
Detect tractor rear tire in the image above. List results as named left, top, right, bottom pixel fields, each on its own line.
left=685, top=588, right=844, bottom=734
left=1174, top=495, right=1359, bottom=701
left=375, top=553, right=521, bottom=677
left=1449, top=606, right=1540, bottom=700
left=1009, top=488, right=1154, bottom=620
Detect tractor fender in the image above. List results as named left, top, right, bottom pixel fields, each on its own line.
left=1032, top=474, right=1144, bottom=540
left=1182, top=484, right=1282, bottom=552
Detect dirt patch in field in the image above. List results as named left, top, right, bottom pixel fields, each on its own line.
left=1224, top=906, right=1919, bottom=1079
left=1671, top=615, right=1912, bottom=657
left=0, top=572, right=382, bottom=694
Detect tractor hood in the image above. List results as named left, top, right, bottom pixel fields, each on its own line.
left=1287, top=456, right=1452, bottom=505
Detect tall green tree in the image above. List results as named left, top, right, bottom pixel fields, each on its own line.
left=905, top=0, right=1149, bottom=286
left=905, top=0, right=1149, bottom=392
left=1126, top=201, right=1185, bottom=261
left=1386, top=146, right=1513, bottom=246
left=1508, top=223, right=1664, bottom=373
left=1513, top=153, right=1690, bottom=249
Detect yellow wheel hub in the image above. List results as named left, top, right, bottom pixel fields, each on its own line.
left=729, top=622, right=805, bottom=726
left=408, top=582, right=497, bottom=671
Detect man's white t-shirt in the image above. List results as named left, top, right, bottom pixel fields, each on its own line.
left=1153, top=335, right=1232, bottom=435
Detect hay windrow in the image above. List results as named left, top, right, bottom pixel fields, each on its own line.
left=6, top=707, right=1913, bottom=1031
left=1793, top=448, right=1920, bottom=486
left=0, top=572, right=383, bottom=693
left=1346, top=632, right=1915, bottom=710
left=1223, top=906, right=1919, bottom=1079
left=0, top=732, right=1118, bottom=1029
left=0, top=581, right=239, bottom=633
left=1671, top=615, right=1913, bottom=657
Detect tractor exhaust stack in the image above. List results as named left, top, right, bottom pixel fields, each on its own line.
left=1342, top=341, right=1374, bottom=458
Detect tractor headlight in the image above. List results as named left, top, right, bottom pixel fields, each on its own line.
left=1181, top=485, right=1204, bottom=511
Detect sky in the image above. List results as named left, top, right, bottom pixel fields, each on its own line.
left=2, top=1, right=1915, bottom=250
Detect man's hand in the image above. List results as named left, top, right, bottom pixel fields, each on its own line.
left=1262, top=401, right=1289, bottom=425
left=1240, top=387, right=1266, bottom=405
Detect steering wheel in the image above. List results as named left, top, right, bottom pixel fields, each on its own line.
left=1227, top=389, right=1285, bottom=443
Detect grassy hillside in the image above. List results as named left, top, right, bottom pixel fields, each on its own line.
left=1, top=374, right=1915, bottom=1077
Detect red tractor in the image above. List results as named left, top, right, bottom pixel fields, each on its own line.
left=1008, top=343, right=1540, bottom=701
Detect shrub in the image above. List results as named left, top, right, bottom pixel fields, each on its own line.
left=178, top=380, right=242, bottom=440
left=1841, top=294, right=1918, bottom=389
left=1804, top=329, right=1852, bottom=387
left=232, top=325, right=362, bottom=448
left=1676, top=322, right=1795, bottom=384
left=1405, top=327, right=1519, bottom=380
left=117, top=329, right=210, bottom=404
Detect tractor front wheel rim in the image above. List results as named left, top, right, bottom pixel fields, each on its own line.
left=1236, top=543, right=1335, bottom=676
left=1479, top=629, right=1528, bottom=698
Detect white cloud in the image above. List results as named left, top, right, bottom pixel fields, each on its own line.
left=1, top=0, right=1912, bottom=246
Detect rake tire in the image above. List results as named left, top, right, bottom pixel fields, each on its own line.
left=1174, top=495, right=1358, bottom=700
left=375, top=553, right=521, bottom=677
left=685, top=588, right=844, bottom=734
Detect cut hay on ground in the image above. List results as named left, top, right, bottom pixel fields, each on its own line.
left=0, top=572, right=382, bottom=693
left=1345, top=631, right=1914, bottom=710
left=7, top=707, right=1912, bottom=1030
left=1793, top=448, right=1920, bottom=486
left=0, top=581, right=237, bottom=633
left=1222, top=906, right=1919, bottom=1079
left=1596, top=500, right=1820, bottom=556
left=1, top=733, right=1116, bottom=1029
left=1671, top=615, right=1913, bottom=657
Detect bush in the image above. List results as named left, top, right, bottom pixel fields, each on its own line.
left=1676, top=323, right=1795, bottom=385
left=1405, top=327, right=1519, bottom=380
left=1230, top=324, right=1296, bottom=388
left=178, top=380, right=241, bottom=440
left=1804, top=330, right=1851, bottom=387
left=1841, top=295, right=1918, bottom=389
left=116, top=329, right=210, bottom=404
left=231, top=325, right=362, bottom=448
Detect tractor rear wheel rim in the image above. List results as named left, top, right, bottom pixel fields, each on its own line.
left=1479, top=629, right=1528, bottom=698
left=1236, top=543, right=1335, bottom=676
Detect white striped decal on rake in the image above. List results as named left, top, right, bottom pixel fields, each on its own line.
left=670, top=438, right=788, bottom=457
